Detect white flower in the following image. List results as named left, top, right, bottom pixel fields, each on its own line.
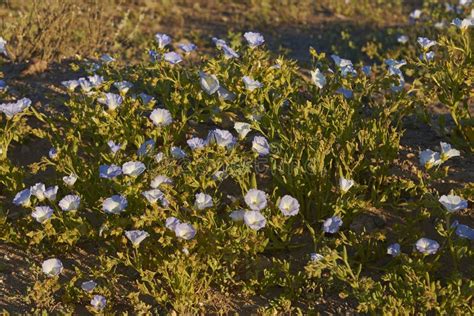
left=187, top=137, right=206, bottom=150
left=440, top=142, right=460, bottom=161
left=13, top=188, right=31, bottom=207
left=42, top=258, right=63, bottom=277
left=174, top=223, right=196, bottom=240
left=419, top=149, right=442, bottom=168
left=151, top=175, right=173, bottom=188
left=207, top=129, right=235, bottom=148
left=387, top=243, right=401, bottom=257
left=81, top=280, right=97, bottom=292
left=322, top=216, right=343, bottom=234
left=107, top=140, right=121, bottom=154
left=102, top=195, right=128, bottom=214
left=417, top=37, right=437, bottom=50
left=44, top=186, right=59, bottom=201
left=0, top=98, right=32, bottom=118
left=415, top=238, right=439, bottom=255
left=98, top=93, right=123, bottom=111
left=244, top=189, right=267, bottom=211
left=101, top=54, right=115, bottom=63
left=88, top=74, right=104, bottom=87
left=331, top=55, right=356, bottom=77
left=234, top=122, right=251, bottom=139
left=155, top=152, right=164, bottom=163
left=311, top=69, right=326, bottom=88
left=243, top=210, right=267, bottom=230
left=252, top=136, right=270, bottom=156
left=451, top=18, right=474, bottom=30
left=78, top=77, right=92, bottom=92
left=229, top=210, right=246, bottom=222
left=61, top=80, right=79, bottom=91
left=63, top=174, right=78, bottom=187
left=155, top=33, right=171, bottom=48
left=91, top=295, right=107, bottom=311
left=30, top=183, right=46, bottom=201
left=163, top=51, right=183, bottom=64
left=165, top=217, right=181, bottom=231
left=150, top=108, right=173, bottom=127
left=439, top=195, right=468, bottom=212
left=199, top=72, right=220, bottom=95
left=122, top=161, right=146, bottom=177
left=32, top=206, right=54, bottom=223
left=125, top=230, right=149, bottom=247
left=310, top=253, right=324, bottom=262
left=339, top=177, right=355, bottom=193
left=142, top=189, right=164, bottom=204
left=278, top=195, right=300, bottom=216
left=217, top=86, right=236, bottom=101
left=409, top=9, right=422, bottom=20
left=0, top=36, right=7, bottom=56
left=194, top=193, right=213, bottom=210
left=58, top=195, right=81, bottom=211
left=243, top=32, right=265, bottom=48
left=242, top=76, right=263, bottom=91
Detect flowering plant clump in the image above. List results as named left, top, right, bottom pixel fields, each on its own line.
left=1, top=4, right=473, bottom=313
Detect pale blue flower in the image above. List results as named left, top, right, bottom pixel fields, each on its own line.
left=336, top=87, right=353, bottom=99
left=125, top=230, right=149, bottom=247
left=0, top=37, right=7, bottom=56
left=165, top=217, right=181, bottom=230
left=221, top=44, right=239, bottom=59
left=100, top=54, right=115, bottom=63
left=439, top=195, right=468, bottom=212
left=44, top=186, right=58, bottom=201
left=81, top=280, right=97, bottom=292
left=59, top=195, right=81, bottom=211
left=453, top=223, right=474, bottom=240
left=137, top=139, right=155, bottom=157
left=88, top=74, right=104, bottom=87
left=149, top=49, right=159, bottom=62
left=339, top=177, right=355, bottom=193
left=419, top=51, right=435, bottom=62
left=387, top=243, right=401, bottom=257
left=61, top=80, right=79, bottom=91
left=199, top=72, right=220, bottom=95
left=91, top=295, right=106, bottom=311
left=278, top=195, right=300, bottom=216
left=242, top=76, right=263, bottom=91
left=13, top=188, right=31, bottom=207
left=417, top=37, right=437, bottom=50
left=155, top=33, right=171, bottom=48
left=114, top=81, right=133, bottom=94
left=311, top=69, right=326, bottom=89
left=229, top=209, right=246, bottom=222
left=452, top=18, right=474, bottom=29
left=0, top=79, right=7, bottom=90
left=164, top=52, right=183, bottom=65
left=48, top=148, right=58, bottom=159
left=244, top=189, right=267, bottom=211
left=217, top=86, right=236, bottom=101
left=107, top=140, right=121, bottom=154
left=99, top=164, right=122, bottom=179
left=187, top=137, right=206, bottom=150
left=171, top=146, right=187, bottom=159
left=323, top=216, right=343, bottom=234
left=63, top=174, right=78, bottom=187
left=151, top=175, right=173, bottom=188
left=415, top=238, right=439, bottom=255
left=178, top=42, right=197, bottom=53
left=244, top=210, right=266, bottom=230
left=212, top=37, right=227, bottom=48
left=207, top=129, right=236, bottom=148
left=419, top=149, right=442, bottom=168
left=78, top=77, right=93, bottom=92
left=32, top=206, right=53, bottom=223
left=122, top=161, right=146, bottom=177
left=397, top=35, right=409, bottom=44
left=252, top=136, right=270, bottom=156
left=331, top=55, right=357, bottom=77
left=0, top=98, right=32, bottom=118
left=409, top=9, right=422, bottom=20
left=195, top=192, right=213, bottom=210
left=98, top=93, right=122, bottom=111
left=234, top=122, right=251, bottom=139
left=310, top=253, right=324, bottom=262
left=30, top=183, right=46, bottom=201
left=174, top=223, right=196, bottom=240
left=103, top=195, right=127, bottom=214
left=42, top=258, right=63, bottom=277
left=440, top=142, right=460, bottom=160
left=244, top=32, right=265, bottom=48
left=142, top=189, right=164, bottom=204
left=150, top=108, right=173, bottom=127
left=362, top=65, right=372, bottom=76
left=139, top=93, right=154, bottom=105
